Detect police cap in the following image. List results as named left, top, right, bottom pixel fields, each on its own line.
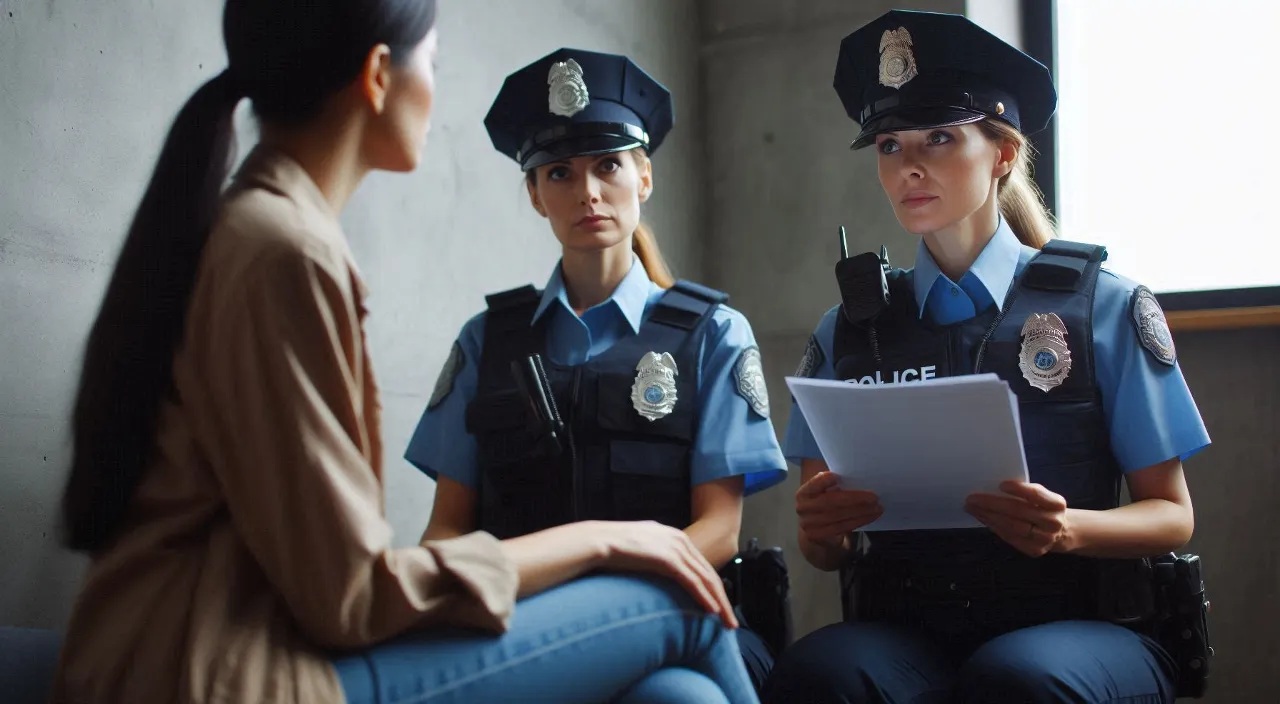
left=834, top=10, right=1056, bottom=150
left=484, top=48, right=674, bottom=171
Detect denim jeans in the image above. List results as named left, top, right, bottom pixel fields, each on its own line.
left=334, top=573, right=760, bottom=703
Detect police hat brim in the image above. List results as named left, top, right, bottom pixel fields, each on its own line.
left=520, top=135, right=646, bottom=171
left=850, top=107, right=988, bottom=150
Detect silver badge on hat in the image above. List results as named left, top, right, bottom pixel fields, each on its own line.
left=631, top=351, right=678, bottom=421
left=1019, top=313, right=1073, bottom=392
left=1131, top=286, right=1177, bottom=366
left=548, top=59, right=590, bottom=118
left=878, top=27, right=918, bottom=90
left=734, top=346, right=771, bottom=419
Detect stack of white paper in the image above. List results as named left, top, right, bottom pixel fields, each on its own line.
left=784, top=373, right=1029, bottom=531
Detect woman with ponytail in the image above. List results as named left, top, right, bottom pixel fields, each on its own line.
left=766, top=10, right=1208, bottom=704
left=407, top=48, right=787, bottom=693
left=54, top=5, right=759, bottom=703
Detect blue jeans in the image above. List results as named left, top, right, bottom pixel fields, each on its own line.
left=763, top=620, right=1176, bottom=704
left=334, top=574, right=760, bottom=704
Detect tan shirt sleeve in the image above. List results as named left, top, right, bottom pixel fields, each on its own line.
left=200, top=241, right=517, bottom=650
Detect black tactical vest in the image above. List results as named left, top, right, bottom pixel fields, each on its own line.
left=465, top=280, right=727, bottom=540
left=833, top=240, right=1124, bottom=647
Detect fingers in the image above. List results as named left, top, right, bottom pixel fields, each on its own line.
left=797, top=489, right=879, bottom=514
left=967, top=507, right=1056, bottom=557
left=675, top=533, right=738, bottom=628
left=796, top=470, right=840, bottom=498
left=802, top=507, right=884, bottom=542
left=997, top=481, right=1068, bottom=511
left=965, top=494, right=1063, bottom=531
left=665, top=551, right=723, bottom=619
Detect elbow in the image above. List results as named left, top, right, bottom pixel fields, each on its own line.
left=294, top=591, right=383, bottom=651
left=721, top=526, right=741, bottom=566
left=1171, top=500, right=1195, bottom=551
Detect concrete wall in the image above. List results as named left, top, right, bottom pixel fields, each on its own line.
left=0, top=0, right=703, bottom=629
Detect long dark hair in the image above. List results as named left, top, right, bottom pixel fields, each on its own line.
left=62, top=0, right=438, bottom=553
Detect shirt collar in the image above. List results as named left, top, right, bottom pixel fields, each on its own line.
left=531, top=253, right=652, bottom=333
left=912, top=216, right=1022, bottom=319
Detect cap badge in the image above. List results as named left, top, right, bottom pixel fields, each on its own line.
left=548, top=59, right=590, bottom=118
left=878, top=27, right=918, bottom=90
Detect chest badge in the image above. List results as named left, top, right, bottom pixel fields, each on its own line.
left=1019, top=313, right=1073, bottom=392
left=632, top=351, right=679, bottom=421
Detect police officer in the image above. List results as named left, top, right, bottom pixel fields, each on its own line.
left=763, top=10, right=1211, bottom=703
left=405, top=48, right=788, bottom=691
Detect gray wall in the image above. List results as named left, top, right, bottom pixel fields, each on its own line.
left=0, top=0, right=703, bottom=628
left=3, top=0, right=1278, bottom=700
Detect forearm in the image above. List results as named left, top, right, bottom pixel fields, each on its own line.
left=499, top=522, right=607, bottom=599
left=1058, top=498, right=1194, bottom=559
left=798, top=529, right=852, bottom=572
left=685, top=517, right=740, bottom=570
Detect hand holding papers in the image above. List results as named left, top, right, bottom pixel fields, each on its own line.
left=785, top=373, right=1029, bottom=531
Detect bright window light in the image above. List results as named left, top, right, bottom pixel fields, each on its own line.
left=1055, top=1, right=1280, bottom=293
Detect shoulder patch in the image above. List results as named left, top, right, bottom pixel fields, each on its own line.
left=733, top=345, right=771, bottom=419
left=1130, top=285, right=1176, bottom=366
left=428, top=340, right=466, bottom=409
left=795, top=334, right=824, bottom=378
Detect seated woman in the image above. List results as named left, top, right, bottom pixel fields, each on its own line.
left=406, top=48, right=789, bottom=693
left=51, top=3, right=758, bottom=703
left=763, top=10, right=1209, bottom=704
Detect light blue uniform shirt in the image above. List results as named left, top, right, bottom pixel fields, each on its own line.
left=408, top=255, right=788, bottom=497
left=784, top=219, right=1211, bottom=473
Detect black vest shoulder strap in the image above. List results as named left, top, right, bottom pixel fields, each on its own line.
left=1022, top=240, right=1108, bottom=292
left=648, top=280, right=729, bottom=331
left=485, top=284, right=540, bottom=314
left=476, top=285, right=545, bottom=390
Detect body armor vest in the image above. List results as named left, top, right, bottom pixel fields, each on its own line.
left=465, top=280, right=727, bottom=540
left=834, top=240, right=1124, bottom=649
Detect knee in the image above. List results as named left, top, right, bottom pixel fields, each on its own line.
left=955, top=653, right=1060, bottom=703
left=955, top=627, right=1081, bottom=703
left=762, top=623, right=874, bottom=704
left=615, top=668, right=730, bottom=704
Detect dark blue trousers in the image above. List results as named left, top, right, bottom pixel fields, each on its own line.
left=762, top=620, right=1176, bottom=704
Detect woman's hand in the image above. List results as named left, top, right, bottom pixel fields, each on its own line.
left=594, top=520, right=739, bottom=629
left=796, top=471, right=883, bottom=549
left=965, top=480, right=1072, bottom=557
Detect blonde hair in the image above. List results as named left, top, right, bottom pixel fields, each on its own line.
left=526, top=147, right=674, bottom=288
left=976, top=119, right=1056, bottom=250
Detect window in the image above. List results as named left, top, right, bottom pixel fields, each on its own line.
left=1054, top=1, right=1280, bottom=294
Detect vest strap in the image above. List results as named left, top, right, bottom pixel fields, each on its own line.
left=485, top=284, right=540, bottom=312
left=649, top=280, right=729, bottom=331
left=1022, top=240, right=1108, bottom=292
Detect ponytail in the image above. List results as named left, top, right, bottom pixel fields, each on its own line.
left=632, top=221, right=674, bottom=289
left=62, top=73, right=241, bottom=553
left=978, top=119, right=1056, bottom=250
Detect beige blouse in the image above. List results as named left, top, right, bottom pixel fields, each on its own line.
left=50, top=148, right=519, bottom=704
